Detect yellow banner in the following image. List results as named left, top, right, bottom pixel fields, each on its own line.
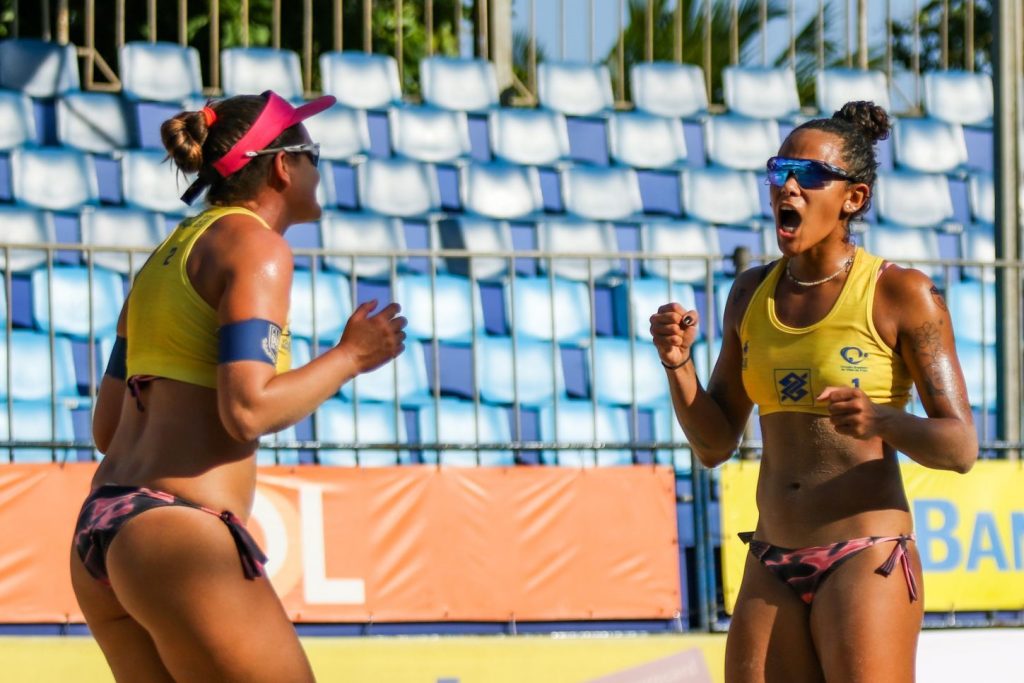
left=720, top=460, right=1024, bottom=613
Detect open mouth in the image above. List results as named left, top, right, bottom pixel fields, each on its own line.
left=778, top=206, right=802, bottom=233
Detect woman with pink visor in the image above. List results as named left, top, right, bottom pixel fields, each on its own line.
left=70, top=91, right=407, bottom=682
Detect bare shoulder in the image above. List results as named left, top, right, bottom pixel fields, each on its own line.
left=875, top=262, right=946, bottom=313
left=726, top=262, right=776, bottom=315
left=206, top=213, right=293, bottom=275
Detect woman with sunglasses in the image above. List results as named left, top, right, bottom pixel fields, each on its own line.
left=651, top=101, right=976, bottom=681
left=70, top=91, right=407, bottom=682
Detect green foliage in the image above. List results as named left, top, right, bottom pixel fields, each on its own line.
left=890, top=0, right=993, bottom=74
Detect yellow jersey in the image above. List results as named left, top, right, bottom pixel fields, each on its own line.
left=126, top=205, right=292, bottom=389
left=739, top=247, right=912, bottom=416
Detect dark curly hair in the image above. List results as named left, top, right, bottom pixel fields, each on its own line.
left=160, top=94, right=306, bottom=206
left=788, top=100, right=892, bottom=221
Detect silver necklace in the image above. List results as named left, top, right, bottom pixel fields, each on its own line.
left=785, top=253, right=854, bottom=287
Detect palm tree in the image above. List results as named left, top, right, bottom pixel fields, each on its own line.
left=890, top=0, right=993, bottom=73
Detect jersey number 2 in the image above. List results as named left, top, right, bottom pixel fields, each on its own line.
left=162, top=246, right=178, bottom=266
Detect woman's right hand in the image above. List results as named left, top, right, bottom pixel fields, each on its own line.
left=338, top=300, right=408, bottom=374
left=650, top=303, right=699, bottom=367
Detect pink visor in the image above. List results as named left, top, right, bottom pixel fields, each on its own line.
left=181, top=90, right=336, bottom=204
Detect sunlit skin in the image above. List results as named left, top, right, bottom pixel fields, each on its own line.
left=650, top=127, right=976, bottom=682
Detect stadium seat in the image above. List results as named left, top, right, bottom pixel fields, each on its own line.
left=0, top=206, right=56, bottom=272
left=80, top=207, right=165, bottom=275
left=703, top=114, right=780, bottom=171
left=537, top=218, right=620, bottom=281
left=389, top=106, right=471, bottom=163
left=289, top=269, right=352, bottom=341
left=10, top=148, right=98, bottom=210
left=320, top=210, right=405, bottom=278
left=315, top=398, right=409, bottom=466
left=508, top=276, right=592, bottom=342
left=630, top=61, right=709, bottom=119
left=862, top=223, right=942, bottom=279
left=436, top=216, right=514, bottom=281
left=460, top=162, right=544, bottom=220
left=815, top=68, right=890, bottom=115
left=0, top=400, right=76, bottom=463
left=221, top=47, right=303, bottom=99
left=923, top=70, right=993, bottom=127
left=956, top=340, right=996, bottom=409
left=416, top=398, right=514, bottom=466
left=121, top=149, right=195, bottom=215
left=488, top=107, right=571, bottom=167
left=57, top=91, right=133, bottom=154
left=0, top=90, right=36, bottom=149
left=960, top=224, right=995, bottom=282
left=119, top=41, right=204, bottom=103
left=873, top=171, right=955, bottom=230
left=538, top=400, right=632, bottom=467
left=257, top=424, right=299, bottom=466
left=625, top=278, right=698, bottom=340
left=357, top=157, right=441, bottom=217
left=0, top=39, right=80, bottom=97
left=393, top=273, right=485, bottom=341
left=648, top=404, right=692, bottom=471
left=967, top=171, right=994, bottom=225
left=946, top=281, right=995, bottom=345
left=319, top=51, right=402, bottom=109
left=316, top=159, right=337, bottom=208
left=722, top=66, right=800, bottom=120
left=420, top=56, right=499, bottom=112
left=31, top=265, right=124, bottom=338
left=301, top=103, right=371, bottom=161
left=892, top=117, right=968, bottom=175
left=591, top=337, right=670, bottom=406
left=340, top=339, right=430, bottom=404
left=607, top=112, right=688, bottom=170
left=561, top=165, right=644, bottom=221
left=0, top=330, right=78, bottom=400
left=680, top=166, right=762, bottom=227
left=289, top=335, right=313, bottom=368
left=641, top=221, right=719, bottom=283
left=537, top=61, right=614, bottom=117
left=475, top=335, right=566, bottom=405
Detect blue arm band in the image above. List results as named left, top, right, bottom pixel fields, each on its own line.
left=104, top=336, right=127, bottom=380
left=218, top=318, right=283, bottom=366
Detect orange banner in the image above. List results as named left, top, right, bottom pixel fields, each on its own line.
left=0, top=464, right=679, bottom=623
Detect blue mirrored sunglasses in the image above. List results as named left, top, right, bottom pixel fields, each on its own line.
left=765, top=156, right=852, bottom=189
left=244, top=142, right=320, bottom=168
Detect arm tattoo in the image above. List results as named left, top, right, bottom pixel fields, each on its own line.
left=929, top=286, right=948, bottom=312
left=910, top=320, right=949, bottom=397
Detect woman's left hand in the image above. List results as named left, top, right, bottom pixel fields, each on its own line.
left=816, top=386, right=883, bottom=439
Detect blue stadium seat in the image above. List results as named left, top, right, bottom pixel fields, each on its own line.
left=608, top=112, right=688, bottom=170
left=641, top=221, right=719, bottom=283
left=339, top=339, right=429, bottom=404
left=301, top=103, right=370, bottom=162
left=0, top=39, right=80, bottom=97
left=648, top=404, right=692, bottom=472
left=357, top=158, right=441, bottom=217
left=591, top=337, right=670, bottom=406
left=967, top=171, right=994, bottom=224
left=508, top=276, right=592, bottom=341
left=416, top=398, right=514, bottom=466
left=474, top=336, right=566, bottom=405
left=892, top=117, right=968, bottom=175
left=320, top=210, right=405, bottom=278
left=0, top=400, right=76, bottom=463
left=460, top=162, right=544, bottom=220
left=723, top=66, right=800, bottom=120
left=289, top=335, right=313, bottom=368
left=960, top=224, right=995, bottom=282
left=0, top=206, right=56, bottom=272
left=538, top=400, right=632, bottom=467
left=10, top=148, right=98, bottom=210
left=680, top=166, right=762, bottom=227
left=80, top=207, right=166, bottom=275
left=874, top=171, right=955, bottom=230
left=257, top=424, right=299, bottom=466
left=630, top=61, right=708, bottom=119
left=288, top=269, right=352, bottom=341
left=31, top=265, right=125, bottom=338
left=0, top=90, right=36, bottom=149
left=389, top=106, right=471, bottom=163
left=436, top=216, right=514, bottom=281
left=393, top=273, right=485, bottom=341
left=626, top=278, right=697, bottom=340
left=862, top=223, right=942, bottom=279
left=57, top=91, right=133, bottom=154
left=221, top=47, right=303, bottom=99
left=537, top=218, right=620, bottom=281
left=956, top=340, right=996, bottom=409
left=315, top=398, right=409, bottom=466
left=537, top=61, right=614, bottom=117
left=121, top=149, right=194, bottom=215
left=561, top=165, right=643, bottom=221
left=946, top=281, right=995, bottom=345
left=319, top=51, right=402, bottom=110
left=420, top=57, right=498, bottom=112
left=704, top=114, right=780, bottom=171
left=120, top=41, right=204, bottom=103
left=488, top=107, right=571, bottom=167
left=815, top=68, right=890, bottom=115
left=0, top=329, right=79, bottom=400
left=923, top=70, right=993, bottom=127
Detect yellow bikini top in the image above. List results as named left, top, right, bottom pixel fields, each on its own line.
left=739, top=248, right=912, bottom=416
left=126, top=206, right=292, bottom=389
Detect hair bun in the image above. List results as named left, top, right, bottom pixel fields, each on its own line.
left=833, top=101, right=891, bottom=143
left=160, top=110, right=209, bottom=175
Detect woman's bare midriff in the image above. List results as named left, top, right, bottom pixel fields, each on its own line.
left=92, top=379, right=258, bottom=520
left=754, top=411, right=912, bottom=548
